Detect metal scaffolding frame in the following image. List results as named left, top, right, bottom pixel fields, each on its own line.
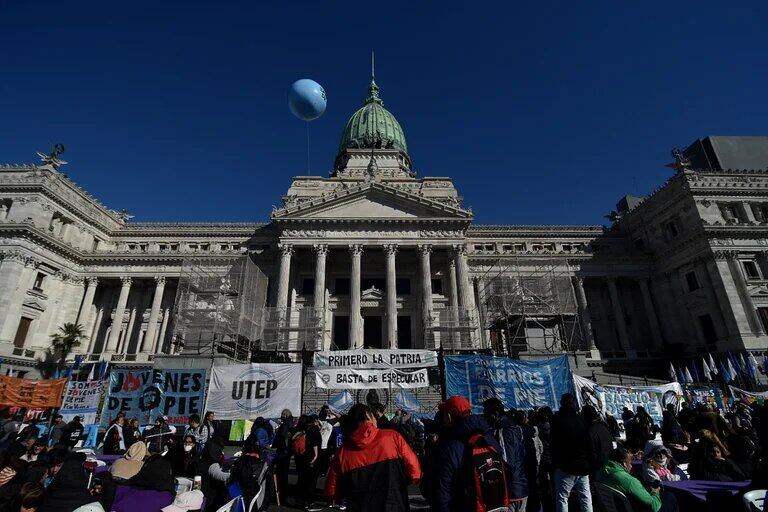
left=261, top=306, right=325, bottom=352
left=477, top=255, right=583, bottom=355
left=172, top=256, right=267, bottom=361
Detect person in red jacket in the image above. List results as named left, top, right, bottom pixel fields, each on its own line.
left=325, top=403, right=421, bottom=512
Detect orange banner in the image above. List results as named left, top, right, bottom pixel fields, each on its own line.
left=0, top=377, right=67, bottom=408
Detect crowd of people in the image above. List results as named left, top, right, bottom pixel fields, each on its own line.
left=0, top=393, right=765, bottom=512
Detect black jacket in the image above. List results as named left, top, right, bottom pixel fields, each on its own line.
left=551, top=408, right=591, bottom=476
left=588, top=421, right=613, bottom=472
left=39, top=456, right=93, bottom=512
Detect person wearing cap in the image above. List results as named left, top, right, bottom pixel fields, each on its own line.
left=110, top=441, right=147, bottom=481
left=325, top=403, right=420, bottom=512
left=161, top=489, right=204, bottom=512
left=483, top=398, right=528, bottom=511
left=641, top=441, right=680, bottom=485
left=432, top=395, right=500, bottom=512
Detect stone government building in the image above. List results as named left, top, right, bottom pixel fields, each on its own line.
left=1, top=76, right=767, bottom=381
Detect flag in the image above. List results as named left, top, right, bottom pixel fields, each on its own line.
left=727, top=357, right=738, bottom=382
left=740, top=353, right=751, bottom=379
left=87, top=364, right=95, bottom=381
left=394, top=389, right=424, bottom=415
left=702, top=357, right=712, bottom=381
left=669, top=363, right=678, bottom=382
left=99, top=362, right=109, bottom=380
left=720, top=360, right=732, bottom=383
left=72, top=355, right=83, bottom=371
left=690, top=361, right=700, bottom=383
left=749, top=352, right=760, bottom=377
left=709, top=354, right=718, bottom=375
left=684, top=367, right=693, bottom=383
left=327, top=390, right=354, bottom=413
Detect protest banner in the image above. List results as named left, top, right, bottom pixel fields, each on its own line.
left=682, top=384, right=724, bottom=411
left=0, top=376, right=67, bottom=408
left=444, top=355, right=574, bottom=413
left=313, top=349, right=438, bottom=369
left=100, top=368, right=207, bottom=426
left=573, top=374, right=682, bottom=425
left=60, top=380, right=104, bottom=424
left=205, top=363, right=301, bottom=420
left=729, top=385, right=768, bottom=405
left=314, top=367, right=430, bottom=389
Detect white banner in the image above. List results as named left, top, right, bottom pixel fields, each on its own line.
left=205, top=364, right=302, bottom=420
left=315, top=367, right=430, bottom=389
left=729, top=385, right=768, bottom=403
left=60, top=380, right=104, bottom=424
left=313, top=349, right=438, bottom=369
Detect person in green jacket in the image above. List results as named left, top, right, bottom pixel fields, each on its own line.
left=596, top=447, right=678, bottom=512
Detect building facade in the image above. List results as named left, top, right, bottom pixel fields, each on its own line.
left=1, top=78, right=766, bottom=379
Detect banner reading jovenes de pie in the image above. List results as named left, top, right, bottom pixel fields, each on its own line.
left=205, top=363, right=302, bottom=420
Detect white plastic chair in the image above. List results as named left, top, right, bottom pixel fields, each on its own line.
left=215, top=496, right=244, bottom=512
left=595, top=482, right=634, bottom=512
left=743, top=489, right=766, bottom=512
left=175, top=477, right=193, bottom=494
left=675, top=463, right=689, bottom=480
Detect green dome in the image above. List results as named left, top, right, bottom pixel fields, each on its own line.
left=337, top=79, right=408, bottom=158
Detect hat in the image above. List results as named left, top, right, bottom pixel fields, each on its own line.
left=643, top=439, right=671, bottom=460
left=110, top=441, right=147, bottom=480
left=439, top=396, right=471, bottom=417
left=162, top=490, right=204, bottom=512
left=73, top=503, right=106, bottom=512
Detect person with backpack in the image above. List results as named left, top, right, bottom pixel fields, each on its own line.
left=483, top=398, right=528, bottom=511
left=272, top=409, right=294, bottom=501
left=551, top=393, right=592, bottom=512
left=230, top=435, right=273, bottom=511
left=294, top=415, right=323, bottom=508
left=325, top=403, right=420, bottom=512
left=433, top=396, right=509, bottom=512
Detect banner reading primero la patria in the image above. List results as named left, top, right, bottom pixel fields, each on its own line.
left=205, top=363, right=302, bottom=420
left=313, top=349, right=438, bottom=369
left=444, top=355, right=574, bottom=413
left=100, top=368, right=207, bottom=426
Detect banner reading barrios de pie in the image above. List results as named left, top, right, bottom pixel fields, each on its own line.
left=205, top=363, right=302, bottom=420
left=0, top=376, right=67, bottom=408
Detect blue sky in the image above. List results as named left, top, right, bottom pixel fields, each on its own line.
left=1, top=1, right=766, bottom=225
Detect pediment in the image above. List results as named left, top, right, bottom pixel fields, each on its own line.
left=272, top=182, right=471, bottom=222
left=22, top=299, right=45, bottom=312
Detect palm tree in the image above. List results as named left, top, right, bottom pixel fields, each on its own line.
left=37, top=323, right=88, bottom=378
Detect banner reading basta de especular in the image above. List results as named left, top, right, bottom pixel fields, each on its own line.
left=205, top=363, right=302, bottom=420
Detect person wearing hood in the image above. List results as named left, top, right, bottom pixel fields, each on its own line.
left=164, top=435, right=199, bottom=479
left=433, top=396, right=500, bottom=512
left=641, top=442, right=680, bottom=485
left=110, top=441, right=147, bottom=481
left=596, top=447, right=677, bottom=512
left=198, top=436, right=230, bottom=510
left=483, top=398, right=528, bottom=511
left=249, top=417, right=274, bottom=450
left=325, top=403, right=420, bottom=512
left=39, top=454, right=94, bottom=512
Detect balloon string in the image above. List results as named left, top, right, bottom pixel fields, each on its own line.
left=306, top=122, right=311, bottom=175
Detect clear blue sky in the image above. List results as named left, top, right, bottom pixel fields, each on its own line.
left=1, top=1, right=766, bottom=225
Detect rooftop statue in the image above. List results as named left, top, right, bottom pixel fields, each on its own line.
left=36, top=143, right=67, bottom=171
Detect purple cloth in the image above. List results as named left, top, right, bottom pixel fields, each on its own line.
left=97, top=454, right=121, bottom=463
left=662, top=479, right=751, bottom=503
left=111, top=485, right=174, bottom=512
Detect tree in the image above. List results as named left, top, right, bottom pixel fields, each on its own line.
left=37, top=323, right=87, bottom=378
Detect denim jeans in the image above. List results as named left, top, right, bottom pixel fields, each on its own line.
left=553, top=468, right=592, bottom=512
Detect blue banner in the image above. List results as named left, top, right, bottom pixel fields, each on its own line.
left=100, top=368, right=207, bottom=426
left=444, top=355, right=574, bottom=413
left=683, top=384, right=724, bottom=411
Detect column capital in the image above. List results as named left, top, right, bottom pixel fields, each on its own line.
left=313, top=243, right=329, bottom=256
left=348, top=244, right=364, bottom=256
left=450, top=243, right=468, bottom=256
left=85, top=276, right=99, bottom=286
left=120, top=276, right=133, bottom=286
left=154, top=276, right=166, bottom=285
left=383, top=244, right=398, bottom=256
left=278, top=243, right=294, bottom=256
left=417, top=244, right=433, bottom=256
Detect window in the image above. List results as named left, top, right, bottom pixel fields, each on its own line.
left=758, top=307, right=768, bottom=334
left=743, top=260, right=761, bottom=280
left=431, top=279, right=443, bottom=295
left=334, top=278, right=350, bottom=295
left=301, top=278, right=315, bottom=296
left=91, top=239, right=101, bottom=252
left=13, top=317, right=32, bottom=348
left=665, top=221, right=679, bottom=239
left=698, top=314, right=718, bottom=345
left=685, top=271, right=700, bottom=292
left=361, top=278, right=386, bottom=291
left=561, top=244, right=573, bottom=252
left=33, top=273, right=45, bottom=291
left=396, top=278, right=411, bottom=295
left=501, top=244, right=513, bottom=252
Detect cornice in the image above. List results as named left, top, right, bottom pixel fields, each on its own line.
left=468, top=224, right=606, bottom=237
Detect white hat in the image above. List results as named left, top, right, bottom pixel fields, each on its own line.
left=162, top=490, right=205, bottom=512
left=73, top=503, right=106, bottom=512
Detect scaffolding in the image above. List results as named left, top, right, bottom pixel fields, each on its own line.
left=261, top=306, right=325, bottom=352
left=424, top=309, right=479, bottom=350
left=477, top=256, right=583, bottom=355
left=172, top=256, right=267, bottom=361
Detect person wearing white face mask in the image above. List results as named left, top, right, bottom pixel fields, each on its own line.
left=641, top=442, right=681, bottom=485
left=164, top=434, right=200, bottom=479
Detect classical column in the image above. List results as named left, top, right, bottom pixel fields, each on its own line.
left=454, top=245, right=477, bottom=315
left=123, top=305, right=137, bottom=354
left=349, top=245, right=363, bottom=348
left=729, top=256, right=765, bottom=335
left=313, top=245, right=328, bottom=312
left=571, top=276, right=596, bottom=351
left=606, top=277, right=632, bottom=354
left=142, top=276, right=166, bottom=352
left=76, top=277, right=99, bottom=328
left=637, top=277, right=664, bottom=348
left=88, top=307, right=104, bottom=353
left=104, top=277, right=131, bottom=355
left=156, top=308, right=170, bottom=354
left=384, top=244, right=398, bottom=348
left=418, top=245, right=434, bottom=334
left=448, top=257, right=460, bottom=321
left=276, top=244, right=293, bottom=312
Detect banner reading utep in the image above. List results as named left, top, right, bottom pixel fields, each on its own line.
left=60, top=380, right=104, bottom=424
left=100, top=369, right=207, bottom=426
left=313, top=349, right=438, bottom=369
left=444, top=355, right=574, bottom=413
left=205, top=363, right=302, bottom=420
left=573, top=374, right=682, bottom=425
left=0, top=376, right=67, bottom=408
left=315, top=368, right=430, bottom=389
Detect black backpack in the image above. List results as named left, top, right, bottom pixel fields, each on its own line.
left=463, top=433, right=510, bottom=512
